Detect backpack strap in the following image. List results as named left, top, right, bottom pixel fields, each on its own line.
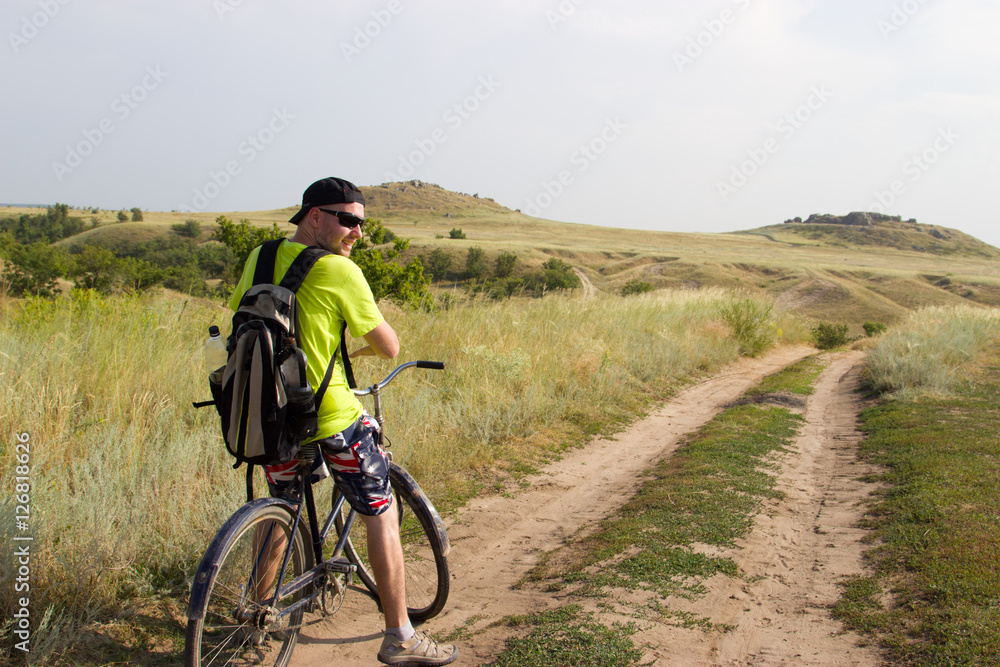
left=272, top=244, right=358, bottom=403
left=253, top=239, right=284, bottom=285
left=279, top=246, right=331, bottom=292
left=314, top=322, right=356, bottom=411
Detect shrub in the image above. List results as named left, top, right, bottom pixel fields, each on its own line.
left=214, top=215, right=286, bottom=273
left=449, top=228, right=466, bottom=239
left=130, top=207, right=143, bottom=222
left=172, top=220, right=202, bottom=238
left=718, top=296, right=774, bottom=356
left=621, top=279, right=653, bottom=296
left=117, top=210, right=128, bottom=223
left=812, top=323, right=849, bottom=349
left=861, top=306, right=1000, bottom=395
left=863, top=321, right=887, bottom=337
left=350, top=218, right=433, bottom=310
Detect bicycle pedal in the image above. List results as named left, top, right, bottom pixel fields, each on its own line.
left=322, top=557, right=356, bottom=574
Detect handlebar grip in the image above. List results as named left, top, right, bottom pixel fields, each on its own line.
left=416, top=360, right=445, bottom=370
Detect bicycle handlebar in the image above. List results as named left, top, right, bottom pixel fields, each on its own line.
left=352, top=360, right=444, bottom=397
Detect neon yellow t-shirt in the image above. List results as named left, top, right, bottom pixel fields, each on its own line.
left=229, top=241, right=384, bottom=439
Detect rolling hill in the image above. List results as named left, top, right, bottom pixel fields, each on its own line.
left=7, top=181, right=1000, bottom=332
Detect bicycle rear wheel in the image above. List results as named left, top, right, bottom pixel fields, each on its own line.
left=185, top=499, right=311, bottom=667
left=335, top=462, right=450, bottom=621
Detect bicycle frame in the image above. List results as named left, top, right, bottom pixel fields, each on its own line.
left=188, top=361, right=446, bottom=628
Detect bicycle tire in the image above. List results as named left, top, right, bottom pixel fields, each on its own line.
left=185, top=499, right=312, bottom=667
left=334, top=462, right=450, bottom=621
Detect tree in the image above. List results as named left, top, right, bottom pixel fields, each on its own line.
left=70, top=245, right=164, bottom=295
left=494, top=251, right=518, bottom=279
left=449, top=228, right=466, bottom=239
left=0, top=204, right=84, bottom=244
left=214, top=215, right=286, bottom=269
left=349, top=218, right=432, bottom=309
left=424, top=247, right=452, bottom=282
left=130, top=207, right=143, bottom=222
left=2, top=242, right=69, bottom=297
left=465, top=246, right=487, bottom=281
left=117, top=210, right=128, bottom=223
left=540, top=258, right=581, bottom=290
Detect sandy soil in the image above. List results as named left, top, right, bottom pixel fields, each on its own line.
left=289, top=346, right=880, bottom=666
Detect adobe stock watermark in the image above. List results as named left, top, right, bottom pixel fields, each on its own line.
left=12, top=431, right=32, bottom=654
left=546, top=0, right=587, bottom=31
left=674, top=0, right=753, bottom=73
left=8, top=0, right=72, bottom=53
left=213, top=0, right=244, bottom=20
left=877, top=0, right=931, bottom=40
left=179, top=108, right=294, bottom=213
left=522, top=117, right=628, bottom=217
left=383, top=75, right=501, bottom=181
left=716, top=84, right=832, bottom=202
left=866, top=127, right=958, bottom=214
left=51, top=65, right=168, bottom=182
left=341, top=0, right=403, bottom=63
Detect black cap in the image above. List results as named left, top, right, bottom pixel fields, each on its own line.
left=289, top=177, right=366, bottom=225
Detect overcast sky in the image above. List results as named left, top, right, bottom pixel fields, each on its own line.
left=2, top=1, right=998, bottom=246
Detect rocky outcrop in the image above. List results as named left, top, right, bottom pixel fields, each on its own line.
left=785, top=212, right=908, bottom=226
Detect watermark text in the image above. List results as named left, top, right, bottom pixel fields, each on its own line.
left=867, top=126, right=958, bottom=213
left=716, top=85, right=832, bottom=202
left=51, top=65, right=168, bottom=182
left=8, top=0, right=72, bottom=53
left=12, top=431, right=32, bottom=654
left=179, top=108, right=295, bottom=212
left=522, top=117, right=628, bottom=217
left=341, top=1, right=403, bottom=62
left=384, top=75, right=501, bottom=181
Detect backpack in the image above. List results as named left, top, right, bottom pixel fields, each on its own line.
left=200, top=239, right=355, bottom=472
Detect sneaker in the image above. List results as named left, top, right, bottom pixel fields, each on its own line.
left=377, top=629, right=458, bottom=666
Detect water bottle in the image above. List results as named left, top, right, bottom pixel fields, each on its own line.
left=205, top=325, right=227, bottom=379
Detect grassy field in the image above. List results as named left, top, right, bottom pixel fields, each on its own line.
left=833, top=306, right=1000, bottom=665
left=5, top=185, right=1000, bottom=663
left=0, top=285, right=788, bottom=664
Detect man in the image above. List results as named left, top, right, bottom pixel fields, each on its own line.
left=229, top=177, right=457, bottom=666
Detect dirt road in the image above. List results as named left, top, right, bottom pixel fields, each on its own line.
left=291, top=347, right=879, bottom=665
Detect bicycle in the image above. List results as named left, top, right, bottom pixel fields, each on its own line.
left=184, top=361, right=450, bottom=667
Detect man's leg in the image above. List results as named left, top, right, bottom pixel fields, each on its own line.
left=361, top=497, right=408, bottom=628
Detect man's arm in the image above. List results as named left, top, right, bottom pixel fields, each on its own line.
left=350, top=320, right=400, bottom=360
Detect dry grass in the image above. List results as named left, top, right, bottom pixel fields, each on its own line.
left=0, top=285, right=791, bottom=662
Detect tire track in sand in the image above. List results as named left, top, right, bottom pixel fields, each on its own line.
left=636, top=351, right=881, bottom=666
left=291, top=345, right=816, bottom=665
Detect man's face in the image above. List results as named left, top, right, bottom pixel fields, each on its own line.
left=312, top=202, right=364, bottom=258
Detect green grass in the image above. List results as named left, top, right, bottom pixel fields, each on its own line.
left=745, top=354, right=826, bottom=397
left=492, top=606, right=644, bottom=667
left=832, top=319, right=1000, bottom=664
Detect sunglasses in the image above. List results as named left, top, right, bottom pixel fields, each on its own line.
left=318, top=208, right=365, bottom=229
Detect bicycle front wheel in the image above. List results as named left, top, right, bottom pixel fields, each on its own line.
left=185, top=499, right=311, bottom=667
left=335, top=462, right=450, bottom=621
